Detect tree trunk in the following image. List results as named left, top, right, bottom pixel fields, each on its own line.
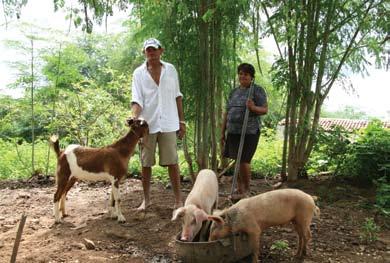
left=30, top=39, right=35, bottom=175
left=182, top=133, right=195, bottom=183
left=197, top=0, right=210, bottom=169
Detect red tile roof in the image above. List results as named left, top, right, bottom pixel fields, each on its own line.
left=279, top=118, right=390, bottom=132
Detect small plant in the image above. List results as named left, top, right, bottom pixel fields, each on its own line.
left=374, top=176, right=390, bottom=216
left=360, top=218, right=380, bottom=243
left=270, top=240, right=289, bottom=252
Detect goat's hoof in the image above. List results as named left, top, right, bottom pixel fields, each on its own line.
left=62, top=214, right=69, bottom=218
left=110, top=214, right=117, bottom=219
left=117, top=215, right=126, bottom=223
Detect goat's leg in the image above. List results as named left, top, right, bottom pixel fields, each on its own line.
left=109, top=190, right=117, bottom=219
left=111, top=180, right=126, bottom=222
left=53, top=175, right=69, bottom=223
left=60, top=176, right=77, bottom=217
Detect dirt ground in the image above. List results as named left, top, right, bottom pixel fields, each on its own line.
left=0, top=174, right=389, bottom=263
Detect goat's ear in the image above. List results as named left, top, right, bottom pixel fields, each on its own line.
left=140, top=119, right=147, bottom=127
left=126, top=117, right=134, bottom=127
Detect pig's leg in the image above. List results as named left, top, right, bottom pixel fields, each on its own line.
left=292, top=221, right=304, bottom=257
left=301, top=225, right=312, bottom=256
left=294, top=220, right=312, bottom=257
left=247, top=229, right=261, bottom=263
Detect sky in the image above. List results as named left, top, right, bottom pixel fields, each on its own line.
left=1, top=0, right=389, bottom=120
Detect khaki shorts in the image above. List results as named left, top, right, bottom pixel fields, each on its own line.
left=140, top=132, right=178, bottom=167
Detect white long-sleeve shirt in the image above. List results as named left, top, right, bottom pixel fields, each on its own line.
left=131, top=60, right=183, bottom=134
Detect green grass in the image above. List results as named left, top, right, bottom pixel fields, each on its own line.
left=0, top=139, right=57, bottom=180
left=251, top=134, right=283, bottom=178
left=0, top=134, right=284, bottom=182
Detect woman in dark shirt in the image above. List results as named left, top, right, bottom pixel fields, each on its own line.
left=221, top=63, right=268, bottom=200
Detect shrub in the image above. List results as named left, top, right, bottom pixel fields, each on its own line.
left=360, top=217, right=380, bottom=243
left=252, top=127, right=283, bottom=178
left=374, top=176, right=390, bottom=216
left=0, top=138, right=57, bottom=179
left=306, top=126, right=350, bottom=176
left=339, top=120, right=390, bottom=185
left=270, top=240, right=290, bottom=252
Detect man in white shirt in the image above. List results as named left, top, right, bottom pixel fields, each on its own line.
left=131, top=38, right=185, bottom=210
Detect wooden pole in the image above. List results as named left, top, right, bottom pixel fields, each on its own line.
left=230, top=80, right=255, bottom=198
left=10, top=213, right=27, bottom=263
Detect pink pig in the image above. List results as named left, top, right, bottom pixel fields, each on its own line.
left=208, top=189, right=320, bottom=262
left=172, top=169, right=218, bottom=241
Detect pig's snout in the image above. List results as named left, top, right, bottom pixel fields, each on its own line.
left=180, top=234, right=193, bottom=242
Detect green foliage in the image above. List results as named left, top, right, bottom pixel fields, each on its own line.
left=42, top=44, right=88, bottom=91
left=252, top=128, right=283, bottom=178
left=374, top=177, right=390, bottom=216
left=270, top=240, right=290, bottom=252
left=307, top=126, right=350, bottom=175
left=0, top=139, right=57, bottom=180
left=321, top=106, right=371, bottom=120
left=359, top=218, right=380, bottom=243
left=307, top=121, right=390, bottom=214
left=339, top=120, right=390, bottom=185
left=51, top=86, right=129, bottom=146
left=2, top=0, right=28, bottom=20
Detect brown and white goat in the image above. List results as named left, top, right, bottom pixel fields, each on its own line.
left=50, top=118, right=148, bottom=223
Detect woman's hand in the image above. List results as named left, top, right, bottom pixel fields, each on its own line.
left=246, top=99, right=256, bottom=111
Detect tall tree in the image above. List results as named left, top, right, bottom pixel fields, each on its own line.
left=263, top=0, right=389, bottom=180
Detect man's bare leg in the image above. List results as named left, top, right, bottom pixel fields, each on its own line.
left=168, top=164, right=183, bottom=209
left=137, top=166, right=152, bottom=211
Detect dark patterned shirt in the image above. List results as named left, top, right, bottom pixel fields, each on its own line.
left=226, top=84, right=267, bottom=134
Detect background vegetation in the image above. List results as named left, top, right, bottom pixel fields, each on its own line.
left=0, top=0, right=388, bottom=215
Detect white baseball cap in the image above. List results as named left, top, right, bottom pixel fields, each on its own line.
left=143, top=38, right=162, bottom=50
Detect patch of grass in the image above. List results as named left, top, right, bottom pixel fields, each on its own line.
left=270, top=240, right=290, bottom=253
left=360, top=217, right=380, bottom=243
left=252, top=129, right=283, bottom=178
left=0, top=139, right=57, bottom=180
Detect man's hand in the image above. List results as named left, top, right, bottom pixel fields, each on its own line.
left=178, top=122, right=186, bottom=139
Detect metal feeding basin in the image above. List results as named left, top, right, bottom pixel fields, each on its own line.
left=175, top=232, right=253, bottom=263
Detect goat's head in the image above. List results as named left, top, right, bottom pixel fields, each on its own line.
left=126, top=118, right=149, bottom=138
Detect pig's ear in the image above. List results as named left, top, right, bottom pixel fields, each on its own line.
left=171, top=207, right=186, bottom=221
left=212, top=209, right=223, bottom=216
left=194, top=209, right=209, bottom=224
left=207, top=215, right=224, bottom=225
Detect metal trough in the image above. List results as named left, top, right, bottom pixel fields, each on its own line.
left=175, top=232, right=253, bottom=263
